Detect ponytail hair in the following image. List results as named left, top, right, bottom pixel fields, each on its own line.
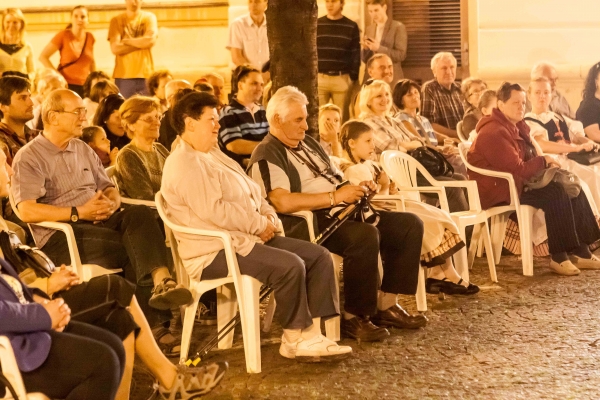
left=339, top=120, right=373, bottom=164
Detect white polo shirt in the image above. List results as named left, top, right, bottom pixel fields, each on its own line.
left=227, top=14, right=270, bottom=70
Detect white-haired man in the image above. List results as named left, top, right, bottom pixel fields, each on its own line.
left=529, top=61, right=574, bottom=118
left=249, top=86, right=427, bottom=343
left=421, top=52, right=463, bottom=138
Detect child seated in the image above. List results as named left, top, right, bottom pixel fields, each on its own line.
left=81, top=126, right=118, bottom=168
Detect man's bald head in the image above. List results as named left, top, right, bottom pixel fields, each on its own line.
left=165, top=80, right=192, bottom=108
left=42, top=89, right=81, bottom=125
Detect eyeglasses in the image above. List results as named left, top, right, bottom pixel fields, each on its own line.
left=468, top=89, right=483, bottom=97
left=139, top=115, right=164, bottom=124
left=58, top=108, right=87, bottom=118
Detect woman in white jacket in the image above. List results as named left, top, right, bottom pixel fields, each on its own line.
left=160, top=91, right=351, bottom=363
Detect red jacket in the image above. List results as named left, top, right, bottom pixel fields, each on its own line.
left=467, top=108, right=545, bottom=209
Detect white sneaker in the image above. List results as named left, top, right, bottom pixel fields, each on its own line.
left=549, top=260, right=580, bottom=276
left=279, top=334, right=352, bottom=362
left=570, top=254, right=600, bottom=270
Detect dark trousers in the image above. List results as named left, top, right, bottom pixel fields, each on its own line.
left=418, top=173, right=469, bottom=213
left=21, top=321, right=124, bottom=400
left=41, top=205, right=171, bottom=327
left=520, top=182, right=600, bottom=255
left=315, top=210, right=423, bottom=316
left=201, top=236, right=338, bottom=330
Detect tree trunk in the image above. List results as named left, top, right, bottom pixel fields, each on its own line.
left=266, top=0, right=319, bottom=139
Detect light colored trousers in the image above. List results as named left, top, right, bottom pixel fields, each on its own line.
left=318, top=73, right=352, bottom=122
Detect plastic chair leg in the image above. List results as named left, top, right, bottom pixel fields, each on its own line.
left=325, top=316, right=340, bottom=342
left=216, top=283, right=237, bottom=350
left=467, top=223, right=483, bottom=269
left=491, top=213, right=509, bottom=264
left=179, top=288, right=203, bottom=364
left=236, top=276, right=262, bottom=374
left=262, top=294, right=276, bottom=333
left=519, top=206, right=535, bottom=276
left=454, top=224, right=470, bottom=282
left=416, top=265, right=427, bottom=312
left=481, top=219, right=498, bottom=282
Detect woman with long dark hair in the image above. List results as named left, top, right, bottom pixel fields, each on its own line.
left=93, top=93, right=129, bottom=150
left=576, top=62, right=600, bottom=143
left=38, top=6, right=96, bottom=97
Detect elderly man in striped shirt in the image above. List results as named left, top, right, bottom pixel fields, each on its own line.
left=218, top=65, right=269, bottom=167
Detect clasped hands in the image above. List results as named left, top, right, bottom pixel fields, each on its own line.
left=78, top=190, right=116, bottom=223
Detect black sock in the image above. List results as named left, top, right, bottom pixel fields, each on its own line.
left=551, top=252, right=569, bottom=263
left=571, top=244, right=592, bottom=259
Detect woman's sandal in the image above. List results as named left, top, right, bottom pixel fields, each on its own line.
left=152, top=326, right=181, bottom=358
left=149, top=277, right=193, bottom=310
left=157, top=362, right=229, bottom=400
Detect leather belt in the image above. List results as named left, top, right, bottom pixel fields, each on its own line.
left=321, top=71, right=348, bottom=76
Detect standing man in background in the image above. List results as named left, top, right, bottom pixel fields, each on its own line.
left=227, top=0, right=269, bottom=76
left=108, top=0, right=158, bottom=98
left=316, top=0, right=360, bottom=122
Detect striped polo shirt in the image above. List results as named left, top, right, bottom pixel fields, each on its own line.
left=218, top=98, right=269, bottom=165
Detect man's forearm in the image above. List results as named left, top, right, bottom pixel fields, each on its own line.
left=431, top=123, right=458, bottom=138
left=226, top=139, right=260, bottom=156
left=269, top=190, right=331, bottom=214
left=123, top=36, right=156, bottom=49
left=18, top=202, right=71, bottom=223
left=110, top=41, right=138, bottom=56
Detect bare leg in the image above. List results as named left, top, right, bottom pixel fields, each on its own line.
left=129, top=296, right=177, bottom=388
left=115, top=333, right=135, bottom=400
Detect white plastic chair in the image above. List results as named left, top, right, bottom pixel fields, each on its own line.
left=7, top=190, right=121, bottom=282
left=456, top=121, right=469, bottom=143
left=380, top=150, right=497, bottom=283
left=155, top=191, right=263, bottom=373
left=0, top=336, right=50, bottom=400
left=457, top=143, right=538, bottom=276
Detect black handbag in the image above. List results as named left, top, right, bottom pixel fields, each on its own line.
left=409, top=146, right=454, bottom=177
left=566, top=150, right=600, bottom=165
left=0, top=231, right=55, bottom=278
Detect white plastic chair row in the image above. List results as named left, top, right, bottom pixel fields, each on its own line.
left=155, top=191, right=263, bottom=374
left=457, top=143, right=538, bottom=276
left=456, top=120, right=469, bottom=143
left=380, top=150, right=497, bottom=283
left=7, top=189, right=121, bottom=282
left=0, top=336, right=50, bottom=400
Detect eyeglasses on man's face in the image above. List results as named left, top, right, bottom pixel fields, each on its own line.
left=57, top=108, right=87, bottom=118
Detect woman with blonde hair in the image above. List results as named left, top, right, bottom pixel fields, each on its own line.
left=0, top=8, right=34, bottom=77
left=358, top=80, right=469, bottom=212
left=38, top=6, right=96, bottom=97
left=115, top=96, right=169, bottom=201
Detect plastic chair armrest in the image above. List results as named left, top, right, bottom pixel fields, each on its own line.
left=29, top=221, right=83, bottom=276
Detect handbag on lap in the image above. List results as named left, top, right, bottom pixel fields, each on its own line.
left=566, top=150, right=600, bottom=165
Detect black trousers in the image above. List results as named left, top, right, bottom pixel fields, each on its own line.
left=201, top=236, right=338, bottom=330
left=41, top=205, right=171, bottom=327
left=520, top=182, right=600, bottom=255
left=21, top=321, right=124, bottom=400
left=314, top=210, right=423, bottom=316
left=418, top=173, right=469, bottom=213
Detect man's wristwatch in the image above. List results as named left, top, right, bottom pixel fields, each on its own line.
left=70, top=207, right=79, bottom=223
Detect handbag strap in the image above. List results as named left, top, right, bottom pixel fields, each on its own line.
left=57, top=32, right=89, bottom=72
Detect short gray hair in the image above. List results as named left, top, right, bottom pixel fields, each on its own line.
left=266, top=86, right=308, bottom=125
left=530, top=61, right=557, bottom=79
left=430, top=52, right=457, bottom=70
left=41, top=89, right=68, bottom=125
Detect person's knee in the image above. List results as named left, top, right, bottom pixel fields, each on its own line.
left=281, top=253, right=307, bottom=282
left=350, top=223, right=380, bottom=251
left=405, top=213, right=425, bottom=237
left=122, top=204, right=155, bottom=221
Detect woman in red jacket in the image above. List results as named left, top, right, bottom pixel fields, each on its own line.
left=467, top=82, right=600, bottom=276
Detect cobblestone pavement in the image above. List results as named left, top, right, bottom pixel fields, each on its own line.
left=137, top=253, right=600, bottom=399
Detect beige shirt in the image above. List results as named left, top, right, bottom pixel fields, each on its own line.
left=227, top=14, right=269, bottom=70
left=0, top=43, right=34, bottom=75
left=160, top=141, right=276, bottom=279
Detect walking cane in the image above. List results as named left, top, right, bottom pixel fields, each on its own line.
left=185, top=192, right=375, bottom=367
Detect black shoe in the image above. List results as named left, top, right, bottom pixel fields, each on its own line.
left=341, top=316, right=390, bottom=342
left=371, top=304, right=428, bottom=329
left=425, top=278, right=468, bottom=295
left=458, top=279, right=480, bottom=295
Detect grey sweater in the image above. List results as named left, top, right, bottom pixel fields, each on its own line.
left=115, top=142, right=169, bottom=200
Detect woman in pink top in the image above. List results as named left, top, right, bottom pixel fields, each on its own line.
left=39, top=6, right=96, bottom=97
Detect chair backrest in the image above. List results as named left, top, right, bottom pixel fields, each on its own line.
left=380, top=150, right=445, bottom=201
left=456, top=121, right=469, bottom=143
left=105, top=166, right=119, bottom=191
left=0, top=336, right=28, bottom=400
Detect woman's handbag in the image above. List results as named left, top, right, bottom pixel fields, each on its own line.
left=524, top=167, right=581, bottom=199
left=409, top=146, right=454, bottom=177
left=567, top=149, right=600, bottom=165
left=0, top=231, right=55, bottom=277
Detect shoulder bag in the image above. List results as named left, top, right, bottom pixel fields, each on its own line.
left=408, top=146, right=454, bottom=177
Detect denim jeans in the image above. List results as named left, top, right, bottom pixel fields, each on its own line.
left=41, top=205, right=171, bottom=327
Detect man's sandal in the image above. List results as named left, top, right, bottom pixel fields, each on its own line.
left=156, top=362, right=229, bottom=399
left=149, top=277, right=193, bottom=310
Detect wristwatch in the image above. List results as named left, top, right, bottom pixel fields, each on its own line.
left=70, top=207, right=79, bottom=223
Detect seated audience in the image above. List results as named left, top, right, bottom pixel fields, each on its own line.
left=466, top=89, right=497, bottom=141
left=250, top=86, right=428, bottom=343
left=525, top=77, right=600, bottom=211
left=93, top=93, right=129, bottom=150
left=158, top=79, right=192, bottom=150
left=318, top=103, right=342, bottom=157
left=576, top=62, right=600, bottom=143
left=359, top=80, right=469, bottom=212
left=468, top=82, right=600, bottom=275
left=89, top=80, right=120, bottom=106
left=81, top=125, right=117, bottom=168
left=337, top=120, right=478, bottom=294
left=218, top=65, right=269, bottom=166
left=195, top=72, right=225, bottom=110
left=162, top=91, right=352, bottom=361
left=146, top=70, right=172, bottom=114
left=461, top=77, right=487, bottom=135
left=0, top=75, right=33, bottom=165
left=194, top=81, right=214, bottom=94
left=30, top=72, right=68, bottom=131
left=115, top=96, right=169, bottom=201
left=421, top=52, right=464, bottom=138
left=82, top=70, right=111, bottom=124
left=12, top=89, right=192, bottom=330
left=529, top=61, right=574, bottom=118
left=351, top=53, right=394, bottom=119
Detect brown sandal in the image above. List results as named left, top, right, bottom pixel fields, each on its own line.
left=149, top=277, right=193, bottom=310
